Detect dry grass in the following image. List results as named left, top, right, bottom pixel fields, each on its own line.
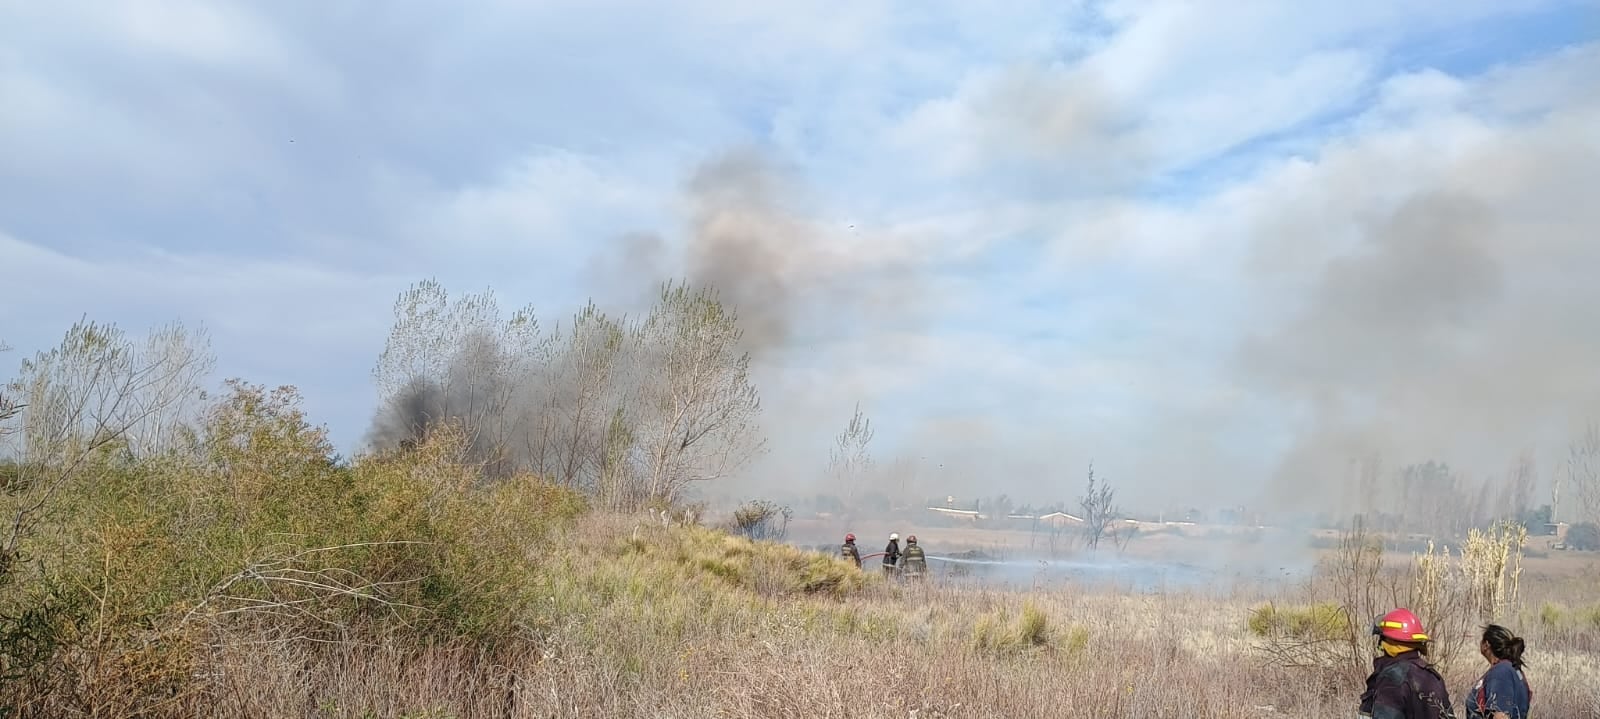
left=11, top=510, right=1598, bottom=718
left=5, top=396, right=1598, bottom=718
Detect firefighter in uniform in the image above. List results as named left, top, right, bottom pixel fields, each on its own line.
left=1360, top=608, right=1456, bottom=719
left=840, top=533, right=861, bottom=568
left=900, top=534, right=927, bottom=581
left=882, top=532, right=901, bottom=577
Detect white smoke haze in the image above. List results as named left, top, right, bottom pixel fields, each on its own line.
left=574, top=44, right=1600, bottom=517
left=654, top=43, right=1600, bottom=522
left=1225, top=47, right=1600, bottom=513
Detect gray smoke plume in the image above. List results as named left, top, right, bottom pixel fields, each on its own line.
left=574, top=145, right=933, bottom=370
left=581, top=231, right=671, bottom=315
left=1232, top=93, right=1600, bottom=513
left=365, top=148, right=871, bottom=480
left=365, top=325, right=528, bottom=477
left=682, top=148, right=811, bottom=354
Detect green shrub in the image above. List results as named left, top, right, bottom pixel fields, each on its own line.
left=1017, top=601, right=1050, bottom=646
left=1581, top=604, right=1600, bottom=631
left=971, top=601, right=1054, bottom=655
left=1539, top=602, right=1565, bottom=630
left=1248, top=602, right=1346, bottom=642
left=1064, top=625, right=1090, bottom=656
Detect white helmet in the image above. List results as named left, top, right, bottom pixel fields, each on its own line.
left=889, top=532, right=899, bottom=540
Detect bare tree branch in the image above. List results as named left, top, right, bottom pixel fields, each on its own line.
left=1568, top=421, right=1600, bottom=526
left=0, top=340, right=19, bottom=430
left=367, top=279, right=768, bottom=510
left=1, top=320, right=212, bottom=573
left=181, top=540, right=436, bottom=640
left=827, top=402, right=874, bottom=517
left=635, top=281, right=766, bottom=506
left=1079, top=462, right=1119, bottom=550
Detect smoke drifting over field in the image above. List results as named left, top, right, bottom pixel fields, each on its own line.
left=1231, top=83, right=1600, bottom=511
left=370, top=45, right=1600, bottom=524
left=579, top=147, right=929, bottom=361
left=681, top=150, right=810, bottom=354
left=362, top=146, right=947, bottom=506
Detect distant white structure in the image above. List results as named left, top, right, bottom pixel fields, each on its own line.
left=1033, top=512, right=1084, bottom=527
left=927, top=506, right=984, bottom=521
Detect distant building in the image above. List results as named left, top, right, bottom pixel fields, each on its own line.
left=927, top=506, right=984, bottom=521
left=1035, top=512, right=1084, bottom=527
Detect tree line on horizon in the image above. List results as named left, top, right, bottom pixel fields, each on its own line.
left=4, top=279, right=1600, bottom=557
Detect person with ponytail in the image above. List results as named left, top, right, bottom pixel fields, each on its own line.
left=1466, top=624, right=1532, bottom=719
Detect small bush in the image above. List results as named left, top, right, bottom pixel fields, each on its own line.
left=1247, top=602, right=1345, bottom=642
left=1539, top=602, right=1565, bottom=630
left=971, top=601, right=1054, bottom=655
left=1063, top=625, right=1090, bottom=657
left=728, top=499, right=792, bottom=541
left=1582, top=604, right=1600, bottom=631
left=798, top=554, right=864, bottom=596
left=1017, top=601, right=1050, bottom=646
left=970, top=613, right=1005, bottom=653
left=0, top=581, right=93, bottom=706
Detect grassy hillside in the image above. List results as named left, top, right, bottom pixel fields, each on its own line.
left=3, top=382, right=1599, bottom=717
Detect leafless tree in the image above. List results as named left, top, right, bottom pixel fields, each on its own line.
left=1047, top=518, right=1068, bottom=557
left=1079, top=462, right=1119, bottom=550
left=633, top=281, right=766, bottom=506
left=1111, top=521, right=1139, bottom=552
left=370, top=279, right=549, bottom=476
left=539, top=303, right=642, bottom=508
left=369, top=279, right=767, bottom=509
left=0, top=341, right=20, bottom=439
left=1, top=319, right=212, bottom=576
left=827, top=402, right=874, bottom=515
left=1569, top=421, right=1600, bottom=526
left=1496, top=450, right=1537, bottom=523
left=528, top=303, right=622, bottom=488
left=1397, top=461, right=1479, bottom=539
left=730, top=499, right=792, bottom=541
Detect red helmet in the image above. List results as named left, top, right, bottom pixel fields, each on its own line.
left=844, top=533, right=855, bottom=542
left=907, top=535, right=917, bottom=544
left=1373, top=608, right=1429, bottom=643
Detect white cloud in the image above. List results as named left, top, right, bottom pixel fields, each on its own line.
left=414, top=151, right=670, bottom=259
left=2, top=0, right=1595, bottom=510
left=0, top=231, right=406, bottom=439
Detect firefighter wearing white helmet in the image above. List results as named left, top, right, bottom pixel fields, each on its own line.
left=882, top=533, right=901, bottom=576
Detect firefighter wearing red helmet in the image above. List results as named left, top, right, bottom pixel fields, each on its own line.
left=839, top=533, right=861, bottom=568
left=1360, top=608, right=1455, bottom=719
left=901, top=534, right=927, bottom=581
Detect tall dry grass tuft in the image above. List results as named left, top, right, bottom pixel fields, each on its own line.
left=1460, top=520, right=1526, bottom=622
left=1404, top=520, right=1529, bottom=669
left=1409, top=538, right=1470, bottom=668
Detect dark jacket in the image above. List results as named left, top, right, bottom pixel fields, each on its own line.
left=1465, top=661, right=1531, bottom=719
left=882, top=539, right=900, bottom=566
left=901, top=544, right=927, bottom=574
left=840, top=541, right=861, bottom=567
left=1361, top=651, right=1456, bottom=719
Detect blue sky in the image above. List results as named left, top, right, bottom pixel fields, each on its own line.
left=3, top=0, right=1598, bottom=510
